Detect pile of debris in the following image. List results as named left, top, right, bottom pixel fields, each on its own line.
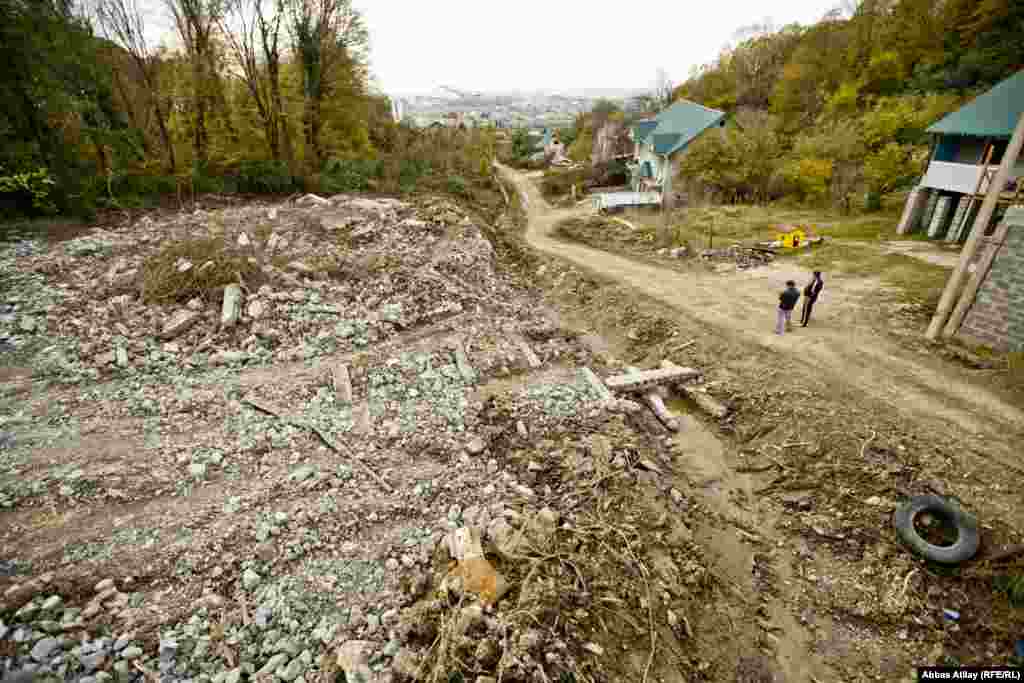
left=0, top=193, right=720, bottom=682
left=699, top=244, right=775, bottom=270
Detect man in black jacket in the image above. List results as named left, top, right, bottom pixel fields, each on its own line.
left=801, top=271, right=824, bottom=326
left=776, top=280, right=800, bottom=334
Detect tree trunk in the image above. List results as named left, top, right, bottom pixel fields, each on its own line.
left=303, top=94, right=321, bottom=173
left=192, top=57, right=208, bottom=167
left=153, top=97, right=177, bottom=174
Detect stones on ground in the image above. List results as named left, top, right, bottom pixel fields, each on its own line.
left=19, top=315, right=36, bottom=333
left=466, top=436, right=486, bottom=455
left=161, top=310, right=200, bottom=340
left=175, top=258, right=193, bottom=273
left=188, top=462, right=207, bottom=479
left=257, top=653, right=288, bottom=677
left=119, top=646, right=142, bottom=660
left=242, top=568, right=262, bottom=590
left=287, top=261, right=314, bottom=275
left=210, top=350, right=248, bottom=366
left=336, top=641, right=376, bottom=682
left=289, top=465, right=315, bottom=483
left=246, top=299, right=266, bottom=319
left=237, top=233, right=251, bottom=247
left=115, top=346, right=128, bottom=368
left=221, top=284, right=243, bottom=329
left=40, top=595, right=63, bottom=612
left=95, top=579, right=116, bottom=594
left=31, top=637, right=61, bottom=661
left=187, top=297, right=203, bottom=311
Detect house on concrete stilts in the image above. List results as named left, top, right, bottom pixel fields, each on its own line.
left=898, top=70, right=1024, bottom=242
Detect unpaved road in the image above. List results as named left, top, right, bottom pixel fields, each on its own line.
left=496, top=163, right=1024, bottom=682
left=498, top=163, right=1024, bottom=466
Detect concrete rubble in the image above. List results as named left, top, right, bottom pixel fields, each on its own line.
left=0, top=192, right=712, bottom=682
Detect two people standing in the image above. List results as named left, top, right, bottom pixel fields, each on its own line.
left=776, top=271, right=824, bottom=334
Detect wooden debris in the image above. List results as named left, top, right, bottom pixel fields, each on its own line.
left=605, top=365, right=702, bottom=392
left=626, top=366, right=679, bottom=432
left=241, top=397, right=391, bottom=492
left=660, top=360, right=730, bottom=419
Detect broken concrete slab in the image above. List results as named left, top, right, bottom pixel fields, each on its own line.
left=221, top=285, right=243, bottom=329
left=332, top=364, right=353, bottom=404
left=161, top=310, right=201, bottom=340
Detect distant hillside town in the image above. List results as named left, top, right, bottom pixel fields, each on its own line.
left=388, top=87, right=649, bottom=130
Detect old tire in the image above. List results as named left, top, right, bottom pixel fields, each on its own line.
left=893, top=495, right=979, bottom=565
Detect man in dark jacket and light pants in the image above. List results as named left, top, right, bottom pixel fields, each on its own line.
left=776, top=280, right=800, bottom=334
left=801, top=271, right=824, bottom=326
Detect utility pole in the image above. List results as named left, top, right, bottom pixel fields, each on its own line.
left=926, top=111, right=1024, bottom=341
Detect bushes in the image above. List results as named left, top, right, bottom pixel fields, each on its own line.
left=0, top=168, right=58, bottom=215
left=541, top=168, right=589, bottom=198
left=322, top=158, right=382, bottom=192
left=234, top=160, right=296, bottom=194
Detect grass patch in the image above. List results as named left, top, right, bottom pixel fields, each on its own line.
left=625, top=198, right=908, bottom=249
left=140, top=236, right=260, bottom=304
left=794, top=242, right=949, bottom=310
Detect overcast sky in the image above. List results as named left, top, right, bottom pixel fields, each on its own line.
left=140, top=0, right=840, bottom=96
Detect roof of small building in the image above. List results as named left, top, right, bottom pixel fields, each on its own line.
left=633, top=120, right=659, bottom=144
left=927, top=70, right=1024, bottom=138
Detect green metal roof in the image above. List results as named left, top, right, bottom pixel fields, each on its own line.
left=639, top=161, right=653, bottom=178
left=927, top=70, right=1024, bottom=138
left=633, top=120, right=658, bottom=143
left=646, top=99, right=726, bottom=156
left=652, top=133, right=683, bottom=155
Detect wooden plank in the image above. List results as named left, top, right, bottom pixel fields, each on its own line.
left=660, top=360, right=730, bottom=419
left=605, top=365, right=702, bottom=392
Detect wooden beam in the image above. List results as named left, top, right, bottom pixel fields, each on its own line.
left=942, top=211, right=1013, bottom=338
left=926, top=112, right=1024, bottom=341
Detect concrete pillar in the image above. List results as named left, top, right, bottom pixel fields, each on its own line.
left=927, top=195, right=953, bottom=239
left=944, top=195, right=971, bottom=242
left=919, top=191, right=939, bottom=235
left=897, top=186, right=929, bottom=235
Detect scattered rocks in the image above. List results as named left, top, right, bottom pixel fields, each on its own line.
left=242, top=569, right=262, bottom=591
left=466, top=436, right=486, bottom=455
left=161, top=310, right=201, bottom=340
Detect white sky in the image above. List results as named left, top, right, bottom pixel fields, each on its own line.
left=139, top=0, right=840, bottom=96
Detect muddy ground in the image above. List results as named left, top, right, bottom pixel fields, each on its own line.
left=0, top=174, right=1022, bottom=683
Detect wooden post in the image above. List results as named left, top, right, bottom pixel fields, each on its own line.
left=942, top=209, right=1015, bottom=339
left=926, top=112, right=1024, bottom=341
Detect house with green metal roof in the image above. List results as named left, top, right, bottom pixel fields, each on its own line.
left=626, top=99, right=727, bottom=207
left=899, top=70, right=1024, bottom=241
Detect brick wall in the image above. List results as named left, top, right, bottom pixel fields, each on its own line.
left=960, top=206, right=1024, bottom=352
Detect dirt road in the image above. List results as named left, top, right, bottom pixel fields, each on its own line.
left=497, top=163, right=1024, bottom=465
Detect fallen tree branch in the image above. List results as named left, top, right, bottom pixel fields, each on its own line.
left=242, top=397, right=393, bottom=492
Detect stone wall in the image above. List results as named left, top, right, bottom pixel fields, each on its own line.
left=959, top=206, right=1024, bottom=352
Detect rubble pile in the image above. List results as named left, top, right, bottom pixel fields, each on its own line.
left=698, top=244, right=775, bottom=270
left=0, top=193, right=710, bottom=682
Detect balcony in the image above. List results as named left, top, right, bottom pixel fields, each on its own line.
left=921, top=161, right=1022, bottom=195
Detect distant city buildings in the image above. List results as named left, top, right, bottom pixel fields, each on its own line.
left=388, top=89, right=631, bottom=131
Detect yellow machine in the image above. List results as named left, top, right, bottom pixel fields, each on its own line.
left=777, top=227, right=808, bottom=249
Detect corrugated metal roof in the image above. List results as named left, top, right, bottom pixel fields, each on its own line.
left=648, top=99, right=726, bottom=156
left=927, top=70, right=1024, bottom=138
left=633, top=120, right=658, bottom=144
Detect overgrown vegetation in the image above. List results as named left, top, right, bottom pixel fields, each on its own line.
left=636, top=1, right=1019, bottom=210
left=0, top=0, right=498, bottom=218
left=140, top=237, right=261, bottom=304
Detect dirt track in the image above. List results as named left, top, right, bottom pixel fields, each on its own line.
left=497, top=163, right=1024, bottom=467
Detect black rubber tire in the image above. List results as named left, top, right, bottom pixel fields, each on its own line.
left=892, top=495, right=980, bottom=565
